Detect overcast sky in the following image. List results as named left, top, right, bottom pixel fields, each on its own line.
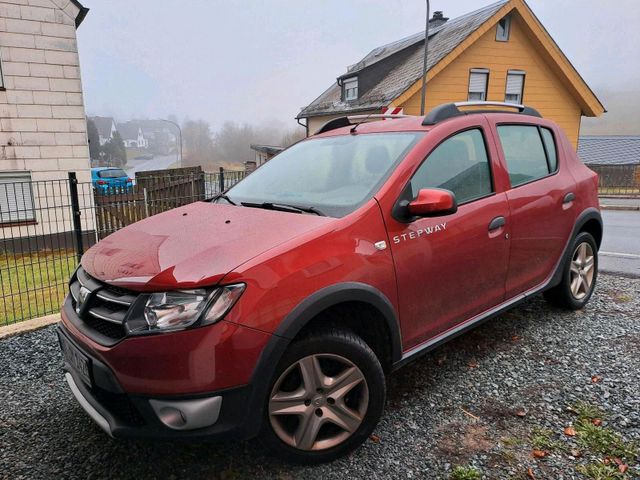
left=77, top=0, right=640, bottom=129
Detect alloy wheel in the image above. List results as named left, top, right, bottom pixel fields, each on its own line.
left=569, top=242, right=595, bottom=300
left=268, top=353, right=369, bottom=451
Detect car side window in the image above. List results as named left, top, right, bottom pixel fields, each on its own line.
left=409, top=129, right=493, bottom=204
left=497, top=125, right=555, bottom=187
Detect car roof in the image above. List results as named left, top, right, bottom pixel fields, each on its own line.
left=92, top=167, right=124, bottom=172
left=312, top=111, right=546, bottom=138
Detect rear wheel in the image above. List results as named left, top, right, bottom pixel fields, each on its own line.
left=260, top=328, right=385, bottom=464
left=544, top=232, right=598, bottom=310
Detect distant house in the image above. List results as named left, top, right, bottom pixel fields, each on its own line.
left=250, top=144, right=283, bottom=167
left=578, top=136, right=640, bottom=166
left=117, top=121, right=148, bottom=149
left=297, top=0, right=604, bottom=148
left=135, top=120, right=177, bottom=155
left=90, top=116, right=117, bottom=146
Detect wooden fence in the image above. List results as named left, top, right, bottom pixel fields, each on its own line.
left=94, top=166, right=209, bottom=239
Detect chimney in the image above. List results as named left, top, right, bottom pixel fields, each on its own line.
left=429, top=11, right=449, bottom=28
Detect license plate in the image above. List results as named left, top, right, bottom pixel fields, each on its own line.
left=58, top=331, right=92, bottom=386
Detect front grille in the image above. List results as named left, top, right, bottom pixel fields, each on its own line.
left=69, top=266, right=140, bottom=344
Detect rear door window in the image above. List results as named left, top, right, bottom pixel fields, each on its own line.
left=409, top=128, right=493, bottom=204
left=497, top=125, right=556, bottom=187
left=98, top=169, right=127, bottom=179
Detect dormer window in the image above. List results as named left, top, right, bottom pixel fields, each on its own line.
left=343, top=77, right=358, bottom=101
left=496, top=15, right=511, bottom=41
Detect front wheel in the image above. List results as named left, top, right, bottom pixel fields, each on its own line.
left=544, top=231, right=598, bottom=310
left=260, top=328, right=386, bottom=464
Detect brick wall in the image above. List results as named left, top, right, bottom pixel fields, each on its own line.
left=0, top=0, right=89, bottom=183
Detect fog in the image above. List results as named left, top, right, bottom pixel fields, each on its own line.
left=77, top=0, right=640, bottom=139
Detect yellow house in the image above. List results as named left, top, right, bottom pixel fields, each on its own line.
left=297, top=0, right=605, bottom=148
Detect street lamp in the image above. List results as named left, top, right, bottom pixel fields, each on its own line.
left=161, top=119, right=183, bottom=167
left=420, top=0, right=431, bottom=116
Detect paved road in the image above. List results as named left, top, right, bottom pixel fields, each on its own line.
left=125, top=154, right=179, bottom=176
left=600, top=209, right=640, bottom=277
left=600, top=197, right=640, bottom=209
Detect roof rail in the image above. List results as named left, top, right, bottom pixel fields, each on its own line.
left=422, top=101, right=542, bottom=125
left=316, top=114, right=408, bottom=134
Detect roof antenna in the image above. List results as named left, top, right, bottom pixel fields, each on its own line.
left=419, top=0, right=430, bottom=116
left=350, top=113, right=375, bottom=134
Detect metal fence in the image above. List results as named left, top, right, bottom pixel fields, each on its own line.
left=589, top=164, right=640, bottom=195
left=0, top=166, right=246, bottom=325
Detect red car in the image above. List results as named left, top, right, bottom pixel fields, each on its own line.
left=58, top=102, right=602, bottom=463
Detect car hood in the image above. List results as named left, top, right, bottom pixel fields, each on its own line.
left=81, top=202, right=332, bottom=291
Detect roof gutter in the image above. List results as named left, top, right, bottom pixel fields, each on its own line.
left=71, top=0, right=89, bottom=28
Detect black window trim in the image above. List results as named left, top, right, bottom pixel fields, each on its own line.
left=393, top=126, right=497, bottom=222
left=496, top=14, right=511, bottom=42
left=495, top=122, right=561, bottom=190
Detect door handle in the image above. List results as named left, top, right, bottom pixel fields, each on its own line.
left=488, top=216, right=506, bottom=231
left=563, top=192, right=575, bottom=204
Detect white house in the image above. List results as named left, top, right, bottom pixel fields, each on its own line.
left=0, top=0, right=92, bottom=238
left=117, top=121, right=148, bottom=149
left=90, top=115, right=116, bottom=146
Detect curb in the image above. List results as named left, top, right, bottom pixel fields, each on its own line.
left=0, top=314, right=60, bottom=340
left=600, top=205, right=640, bottom=211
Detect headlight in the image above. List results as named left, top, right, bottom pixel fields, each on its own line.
left=125, top=284, right=245, bottom=335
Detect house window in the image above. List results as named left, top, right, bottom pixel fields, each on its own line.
left=468, top=69, right=489, bottom=101
left=343, top=77, right=358, bottom=101
left=505, top=70, right=525, bottom=104
left=496, top=15, right=511, bottom=41
left=0, top=172, right=36, bottom=224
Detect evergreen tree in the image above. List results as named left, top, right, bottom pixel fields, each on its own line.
left=86, top=119, right=101, bottom=161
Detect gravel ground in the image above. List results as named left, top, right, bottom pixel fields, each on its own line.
left=1, top=273, right=639, bottom=480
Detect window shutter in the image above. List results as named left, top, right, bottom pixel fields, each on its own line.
left=506, top=72, right=524, bottom=96
left=469, top=72, right=487, bottom=93
left=0, top=172, right=35, bottom=223
left=468, top=69, right=488, bottom=100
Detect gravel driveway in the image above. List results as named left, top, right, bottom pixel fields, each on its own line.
left=1, top=273, right=638, bottom=479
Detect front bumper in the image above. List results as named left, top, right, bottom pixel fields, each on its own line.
left=58, top=325, right=252, bottom=440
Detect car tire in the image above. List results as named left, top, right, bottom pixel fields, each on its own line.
left=259, top=328, right=386, bottom=464
left=544, top=231, right=598, bottom=310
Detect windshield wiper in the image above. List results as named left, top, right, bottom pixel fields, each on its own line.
left=240, top=201, right=325, bottom=216
left=212, top=193, right=236, bottom=205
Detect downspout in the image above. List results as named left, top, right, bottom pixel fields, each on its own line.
left=296, top=117, right=308, bottom=137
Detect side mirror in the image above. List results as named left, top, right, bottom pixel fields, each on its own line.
left=407, top=188, right=457, bottom=217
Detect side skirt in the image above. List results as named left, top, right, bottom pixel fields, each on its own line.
left=394, top=291, right=528, bottom=370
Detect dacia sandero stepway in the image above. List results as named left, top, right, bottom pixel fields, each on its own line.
left=58, top=102, right=602, bottom=463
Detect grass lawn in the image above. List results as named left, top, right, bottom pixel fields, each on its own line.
left=0, top=249, right=77, bottom=325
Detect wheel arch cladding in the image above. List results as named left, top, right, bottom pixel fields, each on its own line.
left=273, top=282, right=402, bottom=366
left=239, top=282, right=402, bottom=439
left=548, top=208, right=602, bottom=289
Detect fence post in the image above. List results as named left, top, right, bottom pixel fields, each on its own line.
left=143, top=187, right=150, bottom=218
left=68, top=171, right=84, bottom=262
left=219, top=166, right=225, bottom=193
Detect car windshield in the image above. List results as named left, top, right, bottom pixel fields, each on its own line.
left=98, top=169, right=127, bottom=179
left=224, top=132, right=423, bottom=217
